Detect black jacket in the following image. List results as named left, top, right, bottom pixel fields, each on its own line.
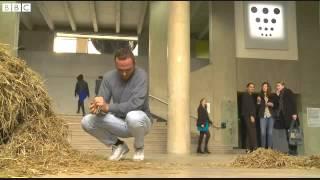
left=241, top=92, right=256, bottom=118
left=197, top=105, right=212, bottom=126
left=75, top=80, right=90, bottom=97
left=257, top=93, right=278, bottom=118
left=278, top=88, right=298, bottom=129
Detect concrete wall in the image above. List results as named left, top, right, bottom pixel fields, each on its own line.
left=296, top=1, right=320, bottom=155
left=19, top=30, right=54, bottom=52
left=148, top=2, right=169, bottom=120
left=0, top=1, right=19, bottom=56
left=237, top=59, right=300, bottom=93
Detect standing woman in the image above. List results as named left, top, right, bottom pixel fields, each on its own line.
left=75, top=74, right=90, bottom=116
left=272, top=84, right=289, bottom=153
left=197, top=98, right=213, bottom=154
left=257, top=82, right=277, bottom=149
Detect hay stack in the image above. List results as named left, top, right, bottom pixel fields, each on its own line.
left=231, top=148, right=320, bottom=169
left=0, top=44, right=69, bottom=153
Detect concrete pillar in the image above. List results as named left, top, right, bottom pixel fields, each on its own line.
left=0, top=1, right=20, bottom=56
left=167, top=1, right=190, bottom=154
left=148, top=2, right=169, bottom=120
left=210, top=2, right=238, bottom=147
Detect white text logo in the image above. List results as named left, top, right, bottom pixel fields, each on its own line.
left=2, top=3, right=31, bottom=12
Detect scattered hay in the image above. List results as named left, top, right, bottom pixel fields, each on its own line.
left=231, top=148, right=320, bottom=169
left=0, top=44, right=155, bottom=177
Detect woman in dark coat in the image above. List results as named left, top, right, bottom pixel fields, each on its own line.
left=75, top=74, right=90, bottom=116
left=275, top=81, right=299, bottom=155
left=197, top=98, right=213, bottom=154
left=272, top=89, right=289, bottom=154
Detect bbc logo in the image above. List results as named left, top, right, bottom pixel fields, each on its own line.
left=2, top=3, right=31, bottom=12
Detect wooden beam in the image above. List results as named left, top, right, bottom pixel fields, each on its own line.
left=37, top=2, right=54, bottom=31
left=115, top=1, right=121, bottom=33
left=89, top=1, right=98, bottom=33
left=63, top=1, right=77, bottom=31
left=137, top=2, right=148, bottom=35
left=20, top=14, right=33, bottom=30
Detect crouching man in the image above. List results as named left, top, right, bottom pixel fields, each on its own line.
left=81, top=48, right=152, bottom=161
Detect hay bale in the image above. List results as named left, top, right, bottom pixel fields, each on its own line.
left=231, top=148, right=320, bottom=169
left=0, top=44, right=68, bottom=152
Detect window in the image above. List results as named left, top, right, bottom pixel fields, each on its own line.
left=132, top=44, right=138, bottom=56
left=53, top=37, right=77, bottom=53
left=53, top=33, right=138, bottom=55
left=87, top=39, right=101, bottom=54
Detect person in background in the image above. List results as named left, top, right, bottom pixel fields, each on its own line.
left=276, top=81, right=299, bottom=155
left=95, top=76, right=103, bottom=96
left=197, top=98, right=213, bottom=154
left=257, top=82, right=277, bottom=149
left=241, top=82, right=258, bottom=153
left=272, top=84, right=289, bottom=154
left=75, top=74, right=90, bottom=116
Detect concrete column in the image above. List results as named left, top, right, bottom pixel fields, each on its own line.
left=0, top=1, right=20, bottom=56
left=148, top=2, right=169, bottom=120
left=210, top=2, right=238, bottom=147
left=167, top=1, right=190, bottom=154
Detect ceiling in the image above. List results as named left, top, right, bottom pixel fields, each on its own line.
left=19, top=1, right=209, bottom=39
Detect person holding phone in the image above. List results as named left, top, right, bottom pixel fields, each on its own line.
left=196, top=98, right=213, bottom=154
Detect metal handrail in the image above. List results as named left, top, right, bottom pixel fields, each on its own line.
left=149, top=95, right=168, bottom=105
left=149, top=95, right=221, bottom=129
left=149, top=94, right=197, bottom=120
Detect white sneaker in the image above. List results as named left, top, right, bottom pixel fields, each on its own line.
left=133, top=148, right=144, bottom=161
left=108, top=143, right=129, bottom=161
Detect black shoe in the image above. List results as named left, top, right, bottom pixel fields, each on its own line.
left=197, top=149, right=204, bottom=154
left=204, top=149, right=211, bottom=154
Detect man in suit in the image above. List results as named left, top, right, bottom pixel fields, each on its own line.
left=276, top=81, right=299, bottom=155
left=241, top=82, right=258, bottom=153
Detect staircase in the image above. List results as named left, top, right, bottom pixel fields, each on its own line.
left=61, top=115, right=245, bottom=155
left=62, top=115, right=167, bottom=155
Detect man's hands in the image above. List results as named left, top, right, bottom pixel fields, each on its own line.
left=89, top=96, right=109, bottom=114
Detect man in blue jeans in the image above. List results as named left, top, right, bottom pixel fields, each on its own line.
left=81, top=48, right=152, bottom=161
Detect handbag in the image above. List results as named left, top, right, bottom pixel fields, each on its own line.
left=288, top=120, right=303, bottom=145
left=197, top=121, right=209, bottom=132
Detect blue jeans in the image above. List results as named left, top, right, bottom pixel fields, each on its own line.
left=260, top=117, right=274, bottom=148
left=81, top=111, right=152, bottom=149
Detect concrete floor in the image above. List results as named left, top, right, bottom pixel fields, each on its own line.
left=40, top=153, right=320, bottom=178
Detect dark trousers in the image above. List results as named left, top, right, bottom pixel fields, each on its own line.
left=197, top=131, right=210, bottom=151
left=77, top=100, right=85, bottom=115
left=244, top=116, right=257, bottom=151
